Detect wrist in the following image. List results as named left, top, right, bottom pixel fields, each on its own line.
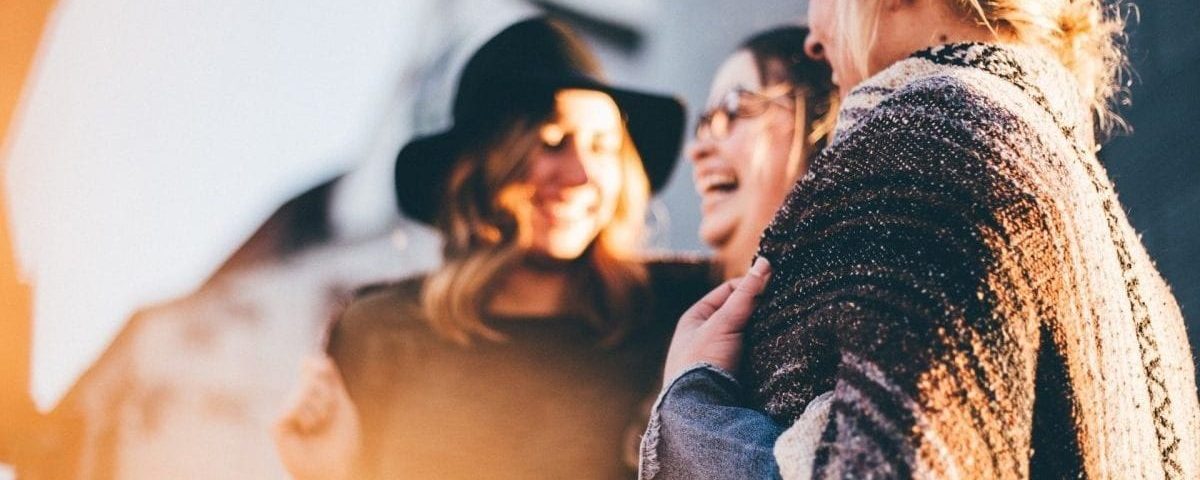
left=662, top=362, right=739, bottom=391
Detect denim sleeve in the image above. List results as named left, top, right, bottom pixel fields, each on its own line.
left=638, top=364, right=783, bottom=480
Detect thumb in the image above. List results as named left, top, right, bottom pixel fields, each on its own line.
left=707, top=257, right=771, bottom=334
left=678, top=277, right=740, bottom=327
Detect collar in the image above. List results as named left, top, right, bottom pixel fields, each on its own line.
left=833, top=43, right=1088, bottom=149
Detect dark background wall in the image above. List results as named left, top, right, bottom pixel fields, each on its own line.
left=1102, top=0, right=1200, bottom=380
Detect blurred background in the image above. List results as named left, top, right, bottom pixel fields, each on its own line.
left=1, top=0, right=1197, bottom=478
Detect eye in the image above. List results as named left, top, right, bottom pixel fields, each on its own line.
left=589, top=133, right=621, bottom=156
left=539, top=124, right=566, bottom=150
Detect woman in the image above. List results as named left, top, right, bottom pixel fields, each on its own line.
left=648, top=1, right=1200, bottom=479
left=691, top=26, right=837, bottom=279
left=273, top=18, right=715, bottom=479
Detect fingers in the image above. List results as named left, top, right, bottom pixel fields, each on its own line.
left=275, top=356, right=339, bottom=436
left=706, top=257, right=771, bottom=334
left=679, top=278, right=741, bottom=326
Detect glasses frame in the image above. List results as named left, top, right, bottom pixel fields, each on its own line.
left=695, top=85, right=798, bottom=141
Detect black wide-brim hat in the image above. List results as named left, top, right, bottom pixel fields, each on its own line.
left=395, top=16, right=686, bottom=224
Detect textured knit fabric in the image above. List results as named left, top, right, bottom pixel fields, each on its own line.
left=774, top=391, right=833, bottom=479
left=747, top=43, right=1200, bottom=479
left=328, top=258, right=716, bottom=480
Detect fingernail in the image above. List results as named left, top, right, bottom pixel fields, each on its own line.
left=750, top=257, right=770, bottom=276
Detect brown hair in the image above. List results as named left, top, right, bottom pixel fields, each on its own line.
left=421, top=106, right=650, bottom=346
left=740, top=25, right=840, bottom=171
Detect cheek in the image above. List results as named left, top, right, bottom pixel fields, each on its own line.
left=748, top=121, right=802, bottom=207
left=759, top=157, right=797, bottom=203
left=808, top=0, right=835, bottom=40
left=722, top=124, right=762, bottom=161
left=728, top=120, right=787, bottom=173
left=596, top=165, right=624, bottom=211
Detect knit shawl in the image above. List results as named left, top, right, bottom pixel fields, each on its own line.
left=748, top=43, right=1200, bottom=479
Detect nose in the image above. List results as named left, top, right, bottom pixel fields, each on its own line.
left=804, top=33, right=826, bottom=62
left=687, top=137, right=716, bottom=166
left=555, top=141, right=590, bottom=188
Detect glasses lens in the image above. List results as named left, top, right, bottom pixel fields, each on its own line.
left=737, top=92, right=772, bottom=117
left=698, top=88, right=767, bottom=141
left=695, top=107, right=733, bottom=140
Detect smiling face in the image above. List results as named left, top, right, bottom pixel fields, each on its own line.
left=690, top=51, right=809, bottom=277
left=511, top=88, right=627, bottom=261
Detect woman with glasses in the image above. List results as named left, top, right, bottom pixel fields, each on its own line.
left=690, top=26, right=837, bottom=280
left=633, top=27, right=837, bottom=479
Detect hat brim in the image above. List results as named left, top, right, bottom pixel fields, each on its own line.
left=394, top=129, right=462, bottom=224
left=394, top=80, right=685, bottom=225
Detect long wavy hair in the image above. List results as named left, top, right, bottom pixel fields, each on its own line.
left=420, top=106, right=650, bottom=347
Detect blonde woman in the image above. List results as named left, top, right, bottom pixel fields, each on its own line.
left=647, top=1, right=1200, bottom=479
left=272, top=18, right=715, bottom=479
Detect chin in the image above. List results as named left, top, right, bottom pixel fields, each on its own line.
left=698, top=223, right=734, bottom=252
left=536, top=232, right=597, bottom=261
left=542, top=248, right=587, bottom=261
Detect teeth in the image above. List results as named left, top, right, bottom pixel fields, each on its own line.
left=697, top=173, right=739, bottom=193
left=540, top=202, right=592, bottom=220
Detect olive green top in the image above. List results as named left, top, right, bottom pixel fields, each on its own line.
left=328, top=259, right=716, bottom=479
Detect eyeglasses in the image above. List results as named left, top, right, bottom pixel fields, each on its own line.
left=695, top=86, right=797, bottom=141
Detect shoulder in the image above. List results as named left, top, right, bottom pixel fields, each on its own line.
left=640, top=255, right=720, bottom=318
left=328, top=276, right=430, bottom=351
left=847, top=68, right=1049, bottom=164
left=763, top=71, right=1058, bottom=259
left=863, top=75, right=1018, bottom=145
left=642, top=254, right=719, bottom=288
left=818, top=71, right=1057, bottom=209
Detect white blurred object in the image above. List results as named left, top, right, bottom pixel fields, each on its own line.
left=3, top=0, right=519, bottom=411
left=62, top=224, right=442, bottom=479
left=540, top=0, right=657, bottom=31
left=4, top=0, right=801, bottom=417
left=0, top=464, right=13, bottom=480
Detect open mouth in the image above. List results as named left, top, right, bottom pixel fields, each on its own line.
left=697, top=172, right=739, bottom=195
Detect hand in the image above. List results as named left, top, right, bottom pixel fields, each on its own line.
left=272, top=356, right=361, bottom=480
left=662, top=257, right=772, bottom=385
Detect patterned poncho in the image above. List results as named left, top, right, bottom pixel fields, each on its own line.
left=749, top=43, right=1200, bottom=479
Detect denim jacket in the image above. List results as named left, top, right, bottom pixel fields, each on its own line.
left=638, top=364, right=783, bottom=479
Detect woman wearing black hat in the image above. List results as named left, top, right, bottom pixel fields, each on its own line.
left=272, top=17, right=714, bottom=480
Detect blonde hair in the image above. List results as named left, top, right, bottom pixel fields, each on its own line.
left=837, top=0, right=1130, bottom=137
left=421, top=113, right=650, bottom=346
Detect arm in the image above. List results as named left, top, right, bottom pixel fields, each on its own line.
left=644, top=85, right=1050, bottom=479
left=752, top=93, right=1048, bottom=478
left=640, top=364, right=783, bottom=480
left=640, top=261, right=786, bottom=479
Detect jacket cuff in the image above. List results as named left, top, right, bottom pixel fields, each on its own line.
left=638, top=363, right=741, bottom=479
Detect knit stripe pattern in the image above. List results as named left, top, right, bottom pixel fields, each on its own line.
left=748, top=43, right=1200, bottom=479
